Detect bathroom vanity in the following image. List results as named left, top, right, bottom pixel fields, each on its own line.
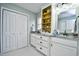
left=30, top=33, right=79, bottom=56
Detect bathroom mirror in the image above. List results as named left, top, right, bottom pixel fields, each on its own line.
left=57, top=9, right=77, bottom=34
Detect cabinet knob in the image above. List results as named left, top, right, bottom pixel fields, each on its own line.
left=40, top=47, right=42, bottom=49
left=40, top=37, right=42, bottom=38
left=51, top=44, right=53, bottom=46
left=40, top=42, right=42, bottom=43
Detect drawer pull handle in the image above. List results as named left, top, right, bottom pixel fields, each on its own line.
left=51, top=44, right=53, bottom=46
left=40, top=47, right=42, bottom=49
left=40, top=42, right=42, bottom=43
left=40, top=37, right=42, bottom=38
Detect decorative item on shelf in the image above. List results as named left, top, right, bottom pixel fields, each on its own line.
left=52, top=29, right=58, bottom=36
left=47, top=9, right=50, bottom=13
left=42, top=5, right=51, bottom=33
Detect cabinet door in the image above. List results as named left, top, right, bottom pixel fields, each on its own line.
left=51, top=42, right=77, bottom=56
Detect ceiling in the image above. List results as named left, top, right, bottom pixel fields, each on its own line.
left=15, top=3, right=49, bottom=14
left=56, top=3, right=79, bottom=15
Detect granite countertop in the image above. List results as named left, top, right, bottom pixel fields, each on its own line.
left=31, top=32, right=79, bottom=41
left=55, top=36, right=79, bottom=41
left=31, top=32, right=53, bottom=37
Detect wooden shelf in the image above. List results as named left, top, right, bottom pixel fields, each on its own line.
left=42, top=17, right=51, bottom=19
left=42, top=5, right=51, bottom=33
left=43, top=12, right=51, bottom=16
left=42, top=22, right=51, bottom=24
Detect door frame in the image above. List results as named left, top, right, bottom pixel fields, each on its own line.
left=1, top=7, right=29, bottom=54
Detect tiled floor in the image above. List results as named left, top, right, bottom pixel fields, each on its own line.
left=0, top=47, right=43, bottom=56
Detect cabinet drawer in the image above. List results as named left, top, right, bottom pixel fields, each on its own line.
left=31, top=42, right=37, bottom=47
left=31, top=34, right=41, bottom=39
left=42, top=36, right=49, bottom=41
left=31, top=37, right=37, bottom=47
left=31, top=34, right=49, bottom=42
left=31, top=37, right=48, bottom=48
left=36, top=39, right=48, bottom=48
left=31, top=36, right=36, bottom=42
left=36, top=44, right=48, bottom=55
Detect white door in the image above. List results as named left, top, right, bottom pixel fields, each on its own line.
left=2, top=10, right=6, bottom=52
left=15, top=13, right=27, bottom=48
left=2, top=9, right=28, bottom=53
left=51, top=42, right=77, bottom=56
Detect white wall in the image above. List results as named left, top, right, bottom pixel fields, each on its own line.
left=0, top=4, right=1, bottom=53
left=36, top=12, right=41, bottom=31
left=76, top=6, right=79, bottom=33
left=51, top=4, right=58, bottom=34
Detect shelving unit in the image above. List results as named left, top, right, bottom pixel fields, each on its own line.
left=42, top=5, right=51, bottom=33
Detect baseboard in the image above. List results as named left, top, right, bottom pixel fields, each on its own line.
left=1, top=46, right=28, bottom=55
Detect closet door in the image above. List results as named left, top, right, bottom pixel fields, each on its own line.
left=2, top=9, right=28, bottom=53
left=3, top=10, right=8, bottom=53
left=9, top=11, right=16, bottom=50
left=3, top=10, right=16, bottom=52
left=21, top=15, right=27, bottom=47
left=15, top=13, right=22, bottom=48
left=15, top=13, right=27, bottom=48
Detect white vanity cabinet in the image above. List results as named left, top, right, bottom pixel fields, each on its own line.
left=31, top=33, right=49, bottom=55
left=31, top=33, right=78, bottom=56
left=51, top=41, right=77, bottom=56
left=51, top=37, right=77, bottom=56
